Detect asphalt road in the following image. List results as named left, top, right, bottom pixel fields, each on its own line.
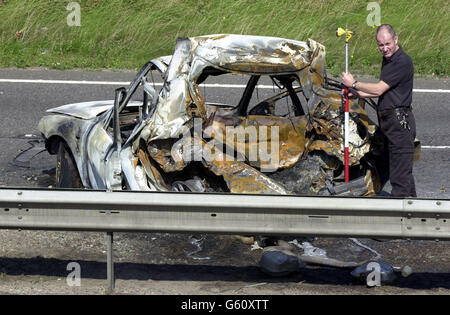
left=0, top=68, right=449, bottom=295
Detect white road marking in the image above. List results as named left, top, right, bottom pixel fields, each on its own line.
left=422, top=146, right=450, bottom=149
left=0, top=79, right=130, bottom=85
left=412, top=89, right=450, bottom=93
left=0, top=78, right=449, bottom=93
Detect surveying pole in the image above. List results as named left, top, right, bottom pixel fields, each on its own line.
left=336, top=27, right=354, bottom=182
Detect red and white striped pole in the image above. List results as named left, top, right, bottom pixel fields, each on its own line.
left=336, top=27, right=354, bottom=182
left=344, top=40, right=350, bottom=183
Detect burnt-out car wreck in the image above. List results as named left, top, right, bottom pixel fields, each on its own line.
left=39, top=34, right=394, bottom=196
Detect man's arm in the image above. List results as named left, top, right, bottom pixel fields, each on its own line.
left=341, top=89, right=378, bottom=99
left=341, top=72, right=390, bottom=98
left=353, top=89, right=379, bottom=98
left=353, top=80, right=390, bottom=97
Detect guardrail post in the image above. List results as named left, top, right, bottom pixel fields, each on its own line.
left=106, top=231, right=115, bottom=293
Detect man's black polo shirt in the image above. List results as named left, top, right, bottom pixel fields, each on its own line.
left=378, top=46, right=414, bottom=111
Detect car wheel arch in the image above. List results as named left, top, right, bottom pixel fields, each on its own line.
left=45, top=135, right=64, bottom=155
left=45, top=135, right=85, bottom=188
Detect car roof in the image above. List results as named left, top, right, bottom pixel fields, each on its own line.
left=188, top=34, right=323, bottom=74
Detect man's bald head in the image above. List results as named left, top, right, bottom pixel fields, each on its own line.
left=376, top=24, right=397, bottom=39
left=376, top=24, right=399, bottom=58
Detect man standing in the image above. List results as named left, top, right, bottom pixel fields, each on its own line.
left=341, top=24, right=416, bottom=197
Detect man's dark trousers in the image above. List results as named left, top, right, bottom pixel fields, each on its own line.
left=378, top=108, right=416, bottom=197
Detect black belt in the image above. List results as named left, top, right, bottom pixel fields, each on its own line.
left=378, top=106, right=412, bottom=116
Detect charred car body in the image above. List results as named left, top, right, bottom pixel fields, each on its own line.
left=39, top=34, right=394, bottom=196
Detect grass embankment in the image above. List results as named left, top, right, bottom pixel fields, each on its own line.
left=0, top=0, right=448, bottom=76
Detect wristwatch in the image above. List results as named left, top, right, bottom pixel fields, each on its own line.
left=352, top=80, right=358, bottom=89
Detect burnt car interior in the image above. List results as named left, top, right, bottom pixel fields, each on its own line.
left=196, top=66, right=308, bottom=118
left=112, top=69, right=313, bottom=145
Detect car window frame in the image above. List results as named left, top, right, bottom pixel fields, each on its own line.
left=102, top=60, right=167, bottom=137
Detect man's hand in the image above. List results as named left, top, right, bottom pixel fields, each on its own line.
left=341, top=72, right=355, bottom=88
left=341, top=89, right=358, bottom=99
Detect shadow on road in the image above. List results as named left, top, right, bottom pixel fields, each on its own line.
left=1, top=256, right=448, bottom=290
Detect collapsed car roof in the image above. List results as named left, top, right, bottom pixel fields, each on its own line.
left=186, top=34, right=326, bottom=75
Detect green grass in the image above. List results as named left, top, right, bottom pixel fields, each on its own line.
left=0, top=0, right=448, bottom=76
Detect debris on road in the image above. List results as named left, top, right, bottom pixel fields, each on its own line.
left=12, top=140, right=46, bottom=168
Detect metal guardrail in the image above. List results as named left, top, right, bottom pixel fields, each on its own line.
left=1, top=188, right=449, bottom=239
left=0, top=187, right=449, bottom=291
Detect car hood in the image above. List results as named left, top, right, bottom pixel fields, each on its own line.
left=46, top=100, right=114, bottom=120
left=46, top=100, right=142, bottom=120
